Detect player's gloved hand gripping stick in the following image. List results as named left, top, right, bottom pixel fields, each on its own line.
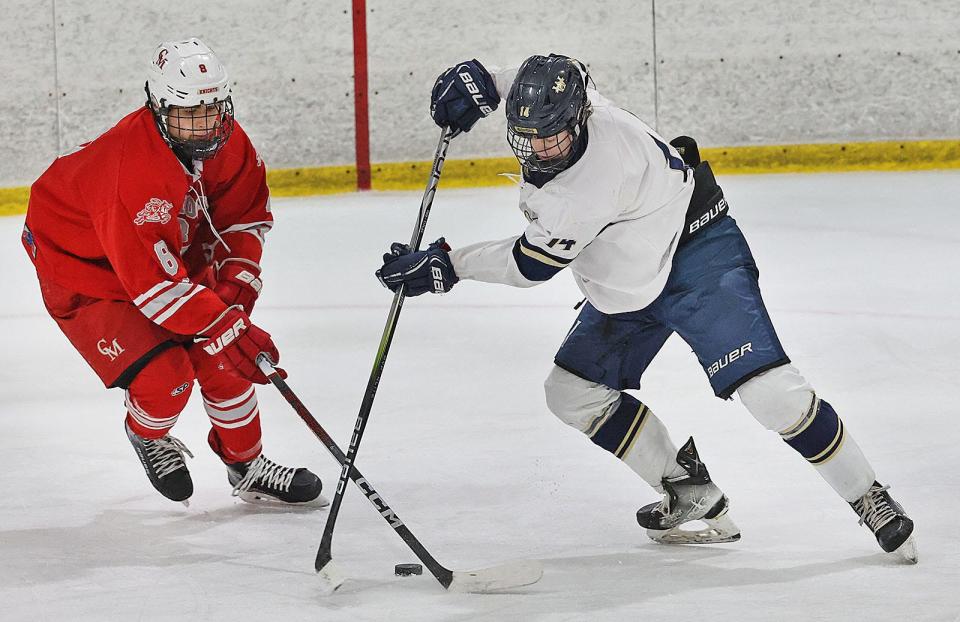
left=198, top=306, right=285, bottom=384
left=256, top=356, right=543, bottom=593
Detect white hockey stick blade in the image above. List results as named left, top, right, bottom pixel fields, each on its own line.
left=317, top=559, right=347, bottom=594
left=446, top=559, right=543, bottom=593
left=647, top=513, right=741, bottom=545
left=894, top=534, right=918, bottom=564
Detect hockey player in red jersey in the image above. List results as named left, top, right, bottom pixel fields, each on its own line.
left=22, top=38, right=325, bottom=507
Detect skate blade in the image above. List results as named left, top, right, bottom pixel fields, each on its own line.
left=237, top=490, right=330, bottom=508
left=647, top=513, right=741, bottom=545
left=893, top=534, right=918, bottom=564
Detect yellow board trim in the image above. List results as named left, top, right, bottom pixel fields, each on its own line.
left=0, top=187, right=30, bottom=217
left=703, top=139, right=960, bottom=175
left=370, top=157, right=519, bottom=191
left=4, top=139, right=960, bottom=216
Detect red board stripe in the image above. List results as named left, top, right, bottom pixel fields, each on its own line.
left=352, top=0, right=371, bottom=190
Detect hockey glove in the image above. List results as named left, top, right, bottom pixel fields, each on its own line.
left=197, top=306, right=286, bottom=384
left=431, top=59, right=500, bottom=133
left=213, top=259, right=262, bottom=314
left=670, top=136, right=701, bottom=167
left=376, top=238, right=459, bottom=296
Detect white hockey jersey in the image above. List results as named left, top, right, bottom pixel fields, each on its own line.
left=448, top=87, right=694, bottom=314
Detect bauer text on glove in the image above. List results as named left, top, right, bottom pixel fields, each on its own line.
left=430, top=59, right=500, bottom=133
left=376, top=238, right=459, bottom=296
left=213, top=259, right=262, bottom=314
left=197, top=306, right=286, bottom=384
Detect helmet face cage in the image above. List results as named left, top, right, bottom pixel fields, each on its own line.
left=507, top=119, right=581, bottom=174
left=147, top=87, right=233, bottom=162
left=147, top=85, right=234, bottom=162
left=505, top=54, right=591, bottom=174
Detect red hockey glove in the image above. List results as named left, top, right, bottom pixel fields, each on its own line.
left=197, top=306, right=286, bottom=384
left=214, top=259, right=262, bottom=314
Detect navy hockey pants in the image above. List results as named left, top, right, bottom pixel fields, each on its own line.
left=554, top=216, right=789, bottom=399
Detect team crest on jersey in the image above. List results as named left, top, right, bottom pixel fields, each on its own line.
left=134, top=198, right=174, bottom=226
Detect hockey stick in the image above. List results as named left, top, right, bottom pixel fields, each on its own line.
left=257, top=357, right=543, bottom=592
left=315, top=127, right=455, bottom=577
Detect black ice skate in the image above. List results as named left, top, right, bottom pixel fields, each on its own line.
left=227, top=454, right=327, bottom=507
left=125, top=420, right=194, bottom=505
left=636, top=437, right=740, bottom=544
left=850, top=481, right=918, bottom=563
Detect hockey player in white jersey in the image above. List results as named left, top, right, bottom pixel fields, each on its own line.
left=376, top=54, right=916, bottom=560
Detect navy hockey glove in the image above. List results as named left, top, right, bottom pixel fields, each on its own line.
left=670, top=135, right=701, bottom=167
left=376, top=238, right=459, bottom=296
left=431, top=60, right=500, bottom=133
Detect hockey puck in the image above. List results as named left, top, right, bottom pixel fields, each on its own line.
left=394, top=563, right=423, bottom=576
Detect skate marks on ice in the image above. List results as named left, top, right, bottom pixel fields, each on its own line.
left=0, top=501, right=325, bottom=585
left=531, top=544, right=919, bottom=616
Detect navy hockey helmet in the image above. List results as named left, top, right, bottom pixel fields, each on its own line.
left=505, top=54, right=592, bottom=173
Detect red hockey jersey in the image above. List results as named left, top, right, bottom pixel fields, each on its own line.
left=25, top=107, right=272, bottom=336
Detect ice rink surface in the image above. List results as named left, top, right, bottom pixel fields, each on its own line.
left=2, top=170, right=959, bottom=621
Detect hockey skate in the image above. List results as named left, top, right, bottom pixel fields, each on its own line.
left=125, top=420, right=194, bottom=505
left=636, top=437, right=740, bottom=544
left=227, top=454, right=328, bottom=508
left=850, top=481, right=917, bottom=563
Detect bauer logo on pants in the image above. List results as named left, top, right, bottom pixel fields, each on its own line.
left=708, top=342, right=753, bottom=378
left=134, top=198, right=174, bottom=226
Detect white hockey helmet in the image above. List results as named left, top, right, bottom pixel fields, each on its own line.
left=145, top=38, right=234, bottom=160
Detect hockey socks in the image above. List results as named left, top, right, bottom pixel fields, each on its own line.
left=779, top=396, right=875, bottom=502
left=587, top=393, right=685, bottom=489
left=203, top=386, right=263, bottom=464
